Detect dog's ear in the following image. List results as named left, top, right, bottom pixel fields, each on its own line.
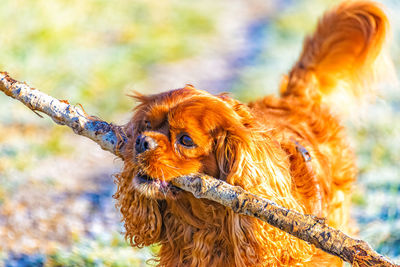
left=213, top=121, right=288, bottom=195
left=214, top=128, right=317, bottom=265
left=214, top=130, right=244, bottom=182
left=114, top=155, right=164, bottom=247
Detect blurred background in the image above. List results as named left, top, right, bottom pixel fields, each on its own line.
left=0, top=0, right=399, bottom=266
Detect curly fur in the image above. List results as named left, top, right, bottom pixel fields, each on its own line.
left=114, top=2, right=392, bottom=266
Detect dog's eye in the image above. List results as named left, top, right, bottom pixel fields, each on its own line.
left=179, top=134, right=195, bottom=147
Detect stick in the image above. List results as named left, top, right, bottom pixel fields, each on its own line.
left=173, top=174, right=398, bottom=267
left=0, top=72, right=397, bottom=266
left=0, top=72, right=127, bottom=157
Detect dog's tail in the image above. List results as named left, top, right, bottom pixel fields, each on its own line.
left=280, top=1, right=396, bottom=107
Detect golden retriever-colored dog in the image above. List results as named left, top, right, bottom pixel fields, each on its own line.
left=115, top=1, right=391, bottom=266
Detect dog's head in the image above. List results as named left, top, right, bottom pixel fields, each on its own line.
left=114, top=85, right=303, bottom=259
left=123, top=85, right=260, bottom=199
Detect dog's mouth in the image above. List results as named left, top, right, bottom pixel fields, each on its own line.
left=134, top=172, right=181, bottom=197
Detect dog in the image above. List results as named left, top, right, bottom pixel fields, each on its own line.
left=114, top=1, right=392, bottom=266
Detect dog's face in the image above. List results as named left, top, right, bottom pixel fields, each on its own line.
left=126, top=85, right=253, bottom=199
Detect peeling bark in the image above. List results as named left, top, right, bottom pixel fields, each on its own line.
left=0, top=72, right=397, bottom=267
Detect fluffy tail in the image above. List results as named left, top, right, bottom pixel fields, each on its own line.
left=280, top=1, right=396, bottom=105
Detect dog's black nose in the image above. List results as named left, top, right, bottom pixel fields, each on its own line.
left=135, top=134, right=158, bottom=154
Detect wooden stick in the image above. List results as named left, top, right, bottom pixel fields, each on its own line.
left=0, top=72, right=127, bottom=158
left=173, top=174, right=398, bottom=267
left=1, top=72, right=397, bottom=266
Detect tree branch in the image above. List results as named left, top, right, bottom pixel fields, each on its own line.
left=0, top=72, right=397, bottom=267
left=173, top=174, right=398, bottom=267
left=0, top=72, right=127, bottom=158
